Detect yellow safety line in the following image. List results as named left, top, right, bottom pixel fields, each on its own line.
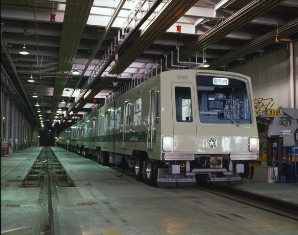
left=1, top=153, right=32, bottom=178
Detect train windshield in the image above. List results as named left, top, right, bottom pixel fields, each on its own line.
left=197, top=74, right=252, bottom=125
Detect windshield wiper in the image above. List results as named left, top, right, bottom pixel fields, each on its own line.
left=228, top=115, right=239, bottom=126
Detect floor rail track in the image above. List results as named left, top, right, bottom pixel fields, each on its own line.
left=197, top=183, right=298, bottom=221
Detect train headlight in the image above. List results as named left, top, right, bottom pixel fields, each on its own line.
left=249, top=137, right=259, bottom=152
left=162, top=136, right=173, bottom=152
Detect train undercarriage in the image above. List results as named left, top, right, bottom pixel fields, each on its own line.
left=58, top=144, right=249, bottom=187
left=97, top=150, right=245, bottom=187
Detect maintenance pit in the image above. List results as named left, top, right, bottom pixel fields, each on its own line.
left=21, top=147, right=74, bottom=188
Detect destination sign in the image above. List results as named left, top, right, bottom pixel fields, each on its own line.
left=213, top=77, right=229, bottom=85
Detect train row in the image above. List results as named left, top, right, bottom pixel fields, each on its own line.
left=58, top=69, right=259, bottom=187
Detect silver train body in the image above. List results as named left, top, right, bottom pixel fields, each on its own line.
left=58, top=70, right=259, bottom=186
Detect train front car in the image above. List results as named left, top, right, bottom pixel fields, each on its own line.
left=157, top=70, right=259, bottom=187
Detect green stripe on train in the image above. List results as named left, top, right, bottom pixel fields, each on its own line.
left=77, top=131, right=155, bottom=143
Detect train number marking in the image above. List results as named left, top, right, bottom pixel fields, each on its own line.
left=177, top=75, right=187, bottom=79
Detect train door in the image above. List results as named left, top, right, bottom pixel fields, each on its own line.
left=122, top=101, right=131, bottom=148
left=171, top=83, right=197, bottom=151
left=147, top=90, right=156, bottom=150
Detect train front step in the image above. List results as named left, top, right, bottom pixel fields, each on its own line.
left=209, top=172, right=242, bottom=185
left=157, top=177, right=197, bottom=187
left=157, top=168, right=196, bottom=187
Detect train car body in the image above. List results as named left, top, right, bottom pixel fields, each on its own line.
left=58, top=70, right=259, bottom=186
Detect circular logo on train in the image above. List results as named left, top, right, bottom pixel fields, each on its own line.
left=206, top=137, right=217, bottom=149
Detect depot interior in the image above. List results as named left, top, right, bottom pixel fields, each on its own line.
left=1, top=0, right=298, bottom=182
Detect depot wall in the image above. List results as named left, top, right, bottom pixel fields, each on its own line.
left=230, top=40, right=298, bottom=109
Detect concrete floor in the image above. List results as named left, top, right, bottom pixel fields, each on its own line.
left=1, top=147, right=298, bottom=235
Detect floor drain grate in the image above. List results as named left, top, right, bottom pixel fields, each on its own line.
left=5, top=204, right=21, bottom=207
left=77, top=202, right=92, bottom=206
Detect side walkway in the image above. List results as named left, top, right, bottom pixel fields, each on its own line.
left=1, top=147, right=43, bottom=234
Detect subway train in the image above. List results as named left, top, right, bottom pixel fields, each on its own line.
left=57, top=69, right=259, bottom=187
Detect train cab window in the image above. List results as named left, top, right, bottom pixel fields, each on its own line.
left=175, top=87, right=193, bottom=122
left=197, top=75, right=252, bottom=125
left=134, top=98, right=142, bottom=125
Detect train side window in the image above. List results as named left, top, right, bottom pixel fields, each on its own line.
left=124, top=102, right=131, bottom=126
left=109, top=109, right=114, bottom=130
left=175, top=87, right=193, bottom=122
left=134, top=98, right=142, bottom=125
left=115, top=107, right=121, bottom=129
left=72, top=128, right=76, bottom=138
left=94, top=118, right=98, bottom=135
left=99, top=114, right=105, bottom=134
left=104, top=112, right=109, bottom=133
left=77, top=127, right=80, bottom=137
left=87, top=120, right=93, bottom=135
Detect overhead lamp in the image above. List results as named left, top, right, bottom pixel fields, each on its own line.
left=61, top=99, right=65, bottom=104
left=19, top=27, right=29, bottom=55
left=202, top=48, right=210, bottom=68
left=28, top=65, right=34, bottom=82
left=72, top=67, right=80, bottom=75
left=203, top=59, right=210, bottom=68
left=37, top=109, right=41, bottom=112
left=19, top=45, right=29, bottom=55
left=32, top=93, right=38, bottom=98
left=35, top=102, right=40, bottom=107
left=28, top=74, right=35, bottom=82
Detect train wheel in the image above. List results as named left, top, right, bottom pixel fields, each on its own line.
left=141, top=159, right=147, bottom=181
left=135, top=157, right=145, bottom=181
left=145, top=159, right=158, bottom=187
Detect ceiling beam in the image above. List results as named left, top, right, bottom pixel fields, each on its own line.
left=179, top=0, right=285, bottom=60
left=209, top=18, right=298, bottom=69
left=50, top=0, right=94, bottom=123
left=109, top=0, right=198, bottom=74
